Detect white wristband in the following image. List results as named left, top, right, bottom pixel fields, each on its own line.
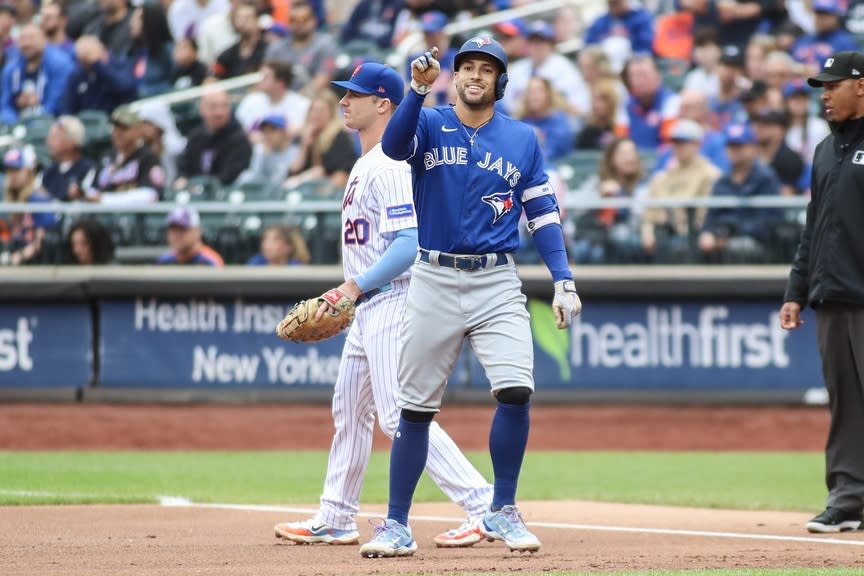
left=410, top=80, right=431, bottom=95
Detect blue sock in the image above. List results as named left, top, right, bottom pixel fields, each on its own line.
left=386, top=416, right=430, bottom=526
left=489, top=401, right=530, bottom=511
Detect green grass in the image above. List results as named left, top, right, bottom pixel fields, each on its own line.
left=0, top=451, right=825, bottom=510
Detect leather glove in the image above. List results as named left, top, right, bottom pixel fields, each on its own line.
left=552, top=279, right=582, bottom=329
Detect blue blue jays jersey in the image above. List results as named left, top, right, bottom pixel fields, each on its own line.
left=396, top=102, right=559, bottom=254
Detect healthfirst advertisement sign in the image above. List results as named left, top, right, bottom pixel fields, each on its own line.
left=0, top=304, right=92, bottom=388
left=99, top=298, right=353, bottom=388
left=468, top=300, right=824, bottom=391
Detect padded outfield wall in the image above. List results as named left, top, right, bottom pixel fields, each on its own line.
left=0, top=265, right=823, bottom=403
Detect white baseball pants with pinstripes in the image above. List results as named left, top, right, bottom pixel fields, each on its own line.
left=315, top=283, right=493, bottom=531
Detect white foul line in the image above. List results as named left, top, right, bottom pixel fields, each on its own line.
left=159, top=499, right=864, bottom=548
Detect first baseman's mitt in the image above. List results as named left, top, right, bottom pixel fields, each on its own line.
left=275, top=289, right=356, bottom=343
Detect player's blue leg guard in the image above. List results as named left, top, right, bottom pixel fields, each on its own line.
left=387, top=409, right=434, bottom=526
left=490, top=387, right=533, bottom=510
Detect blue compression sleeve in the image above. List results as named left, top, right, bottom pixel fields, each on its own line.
left=381, top=90, right=425, bottom=160
left=532, top=224, right=572, bottom=282
left=354, top=227, right=418, bottom=293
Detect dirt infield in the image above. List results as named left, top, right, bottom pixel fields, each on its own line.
left=4, top=403, right=864, bottom=575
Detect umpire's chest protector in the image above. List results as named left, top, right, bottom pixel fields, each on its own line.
left=410, top=107, right=550, bottom=254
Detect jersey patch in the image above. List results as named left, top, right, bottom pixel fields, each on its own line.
left=853, top=151, right=864, bottom=165
left=481, top=190, right=514, bottom=224
left=386, top=204, right=414, bottom=218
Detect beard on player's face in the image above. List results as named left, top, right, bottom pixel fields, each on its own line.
left=456, top=81, right=495, bottom=108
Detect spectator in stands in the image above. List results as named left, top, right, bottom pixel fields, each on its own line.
left=176, top=87, right=252, bottom=187
left=91, top=106, right=165, bottom=205
left=339, top=0, right=402, bottom=50
left=503, top=20, right=589, bottom=120
left=284, top=90, right=358, bottom=191
left=158, top=206, right=224, bottom=267
left=235, top=59, right=309, bottom=139
left=641, top=119, right=721, bottom=263
left=572, top=137, right=646, bottom=264
left=791, top=0, right=859, bottom=75
left=83, top=0, right=133, bottom=58
left=42, top=115, right=98, bottom=202
left=238, top=114, right=297, bottom=184
left=196, top=0, right=240, bottom=66
left=404, top=11, right=458, bottom=108
left=2, top=145, right=55, bottom=266
left=168, top=0, right=229, bottom=43
left=683, top=28, right=722, bottom=100
left=656, top=89, right=728, bottom=171
left=575, top=78, right=620, bottom=150
left=265, top=0, right=338, bottom=94
left=584, top=0, right=655, bottom=56
left=59, top=35, right=137, bottom=115
left=699, top=122, right=783, bottom=262
left=492, top=18, right=528, bottom=61
left=751, top=107, right=805, bottom=196
left=247, top=224, right=310, bottom=265
left=212, top=0, right=268, bottom=80
left=762, top=51, right=801, bottom=98
left=127, top=2, right=174, bottom=98
left=0, top=24, right=74, bottom=124
left=715, top=0, right=771, bottom=50
left=740, top=79, right=784, bottom=120
left=137, top=100, right=186, bottom=190
left=65, top=218, right=115, bottom=265
left=784, top=79, right=829, bottom=162
left=744, top=34, right=777, bottom=81
left=171, top=35, right=208, bottom=90
left=40, top=2, right=74, bottom=59
left=708, top=45, right=748, bottom=129
left=512, top=76, right=574, bottom=163
left=12, top=0, right=37, bottom=25
left=621, top=53, right=680, bottom=149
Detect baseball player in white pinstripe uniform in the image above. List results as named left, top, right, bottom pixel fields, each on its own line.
left=274, top=62, right=493, bottom=548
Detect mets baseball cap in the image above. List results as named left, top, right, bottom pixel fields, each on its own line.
left=812, top=0, right=845, bottom=15
left=526, top=20, right=555, bottom=42
left=494, top=18, right=527, bottom=38
left=419, top=11, right=447, bottom=33
left=3, top=146, right=36, bottom=170
left=808, top=51, right=864, bottom=87
left=719, top=45, right=745, bottom=68
left=331, top=62, right=404, bottom=105
left=258, top=114, right=287, bottom=130
left=724, top=122, right=756, bottom=145
left=751, top=107, right=790, bottom=127
left=669, top=119, right=704, bottom=142
left=783, top=79, right=810, bottom=98
left=166, top=206, right=201, bottom=229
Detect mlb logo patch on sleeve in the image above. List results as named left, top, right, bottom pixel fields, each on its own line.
left=386, top=204, right=414, bottom=218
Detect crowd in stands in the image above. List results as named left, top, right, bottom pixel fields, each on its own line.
left=0, top=0, right=856, bottom=266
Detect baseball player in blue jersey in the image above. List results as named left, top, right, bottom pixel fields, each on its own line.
left=273, top=62, right=495, bottom=549
left=358, top=38, right=582, bottom=558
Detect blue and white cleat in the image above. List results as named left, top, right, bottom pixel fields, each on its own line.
left=359, top=518, right=418, bottom=558
left=480, top=505, right=541, bottom=553
left=274, top=518, right=360, bottom=545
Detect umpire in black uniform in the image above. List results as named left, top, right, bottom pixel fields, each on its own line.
left=781, top=51, right=864, bottom=534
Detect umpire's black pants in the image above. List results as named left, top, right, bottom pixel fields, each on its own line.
left=816, top=303, right=864, bottom=512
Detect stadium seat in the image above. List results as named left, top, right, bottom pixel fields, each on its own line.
left=167, top=175, right=222, bottom=203
left=216, top=179, right=280, bottom=202
left=77, top=110, right=113, bottom=160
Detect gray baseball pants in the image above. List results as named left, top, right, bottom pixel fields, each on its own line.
left=816, top=303, right=864, bottom=512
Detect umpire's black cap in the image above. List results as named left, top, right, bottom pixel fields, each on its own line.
left=808, top=51, right=864, bottom=87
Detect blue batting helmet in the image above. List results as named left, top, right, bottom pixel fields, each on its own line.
left=454, top=36, right=509, bottom=100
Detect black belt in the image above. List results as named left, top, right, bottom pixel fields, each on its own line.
left=419, top=249, right=510, bottom=272
left=356, top=282, right=392, bottom=304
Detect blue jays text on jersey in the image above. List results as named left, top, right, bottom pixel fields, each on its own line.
left=401, top=105, right=560, bottom=255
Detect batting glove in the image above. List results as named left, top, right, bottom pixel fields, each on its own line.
left=552, top=280, right=582, bottom=329
left=410, top=47, right=439, bottom=94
